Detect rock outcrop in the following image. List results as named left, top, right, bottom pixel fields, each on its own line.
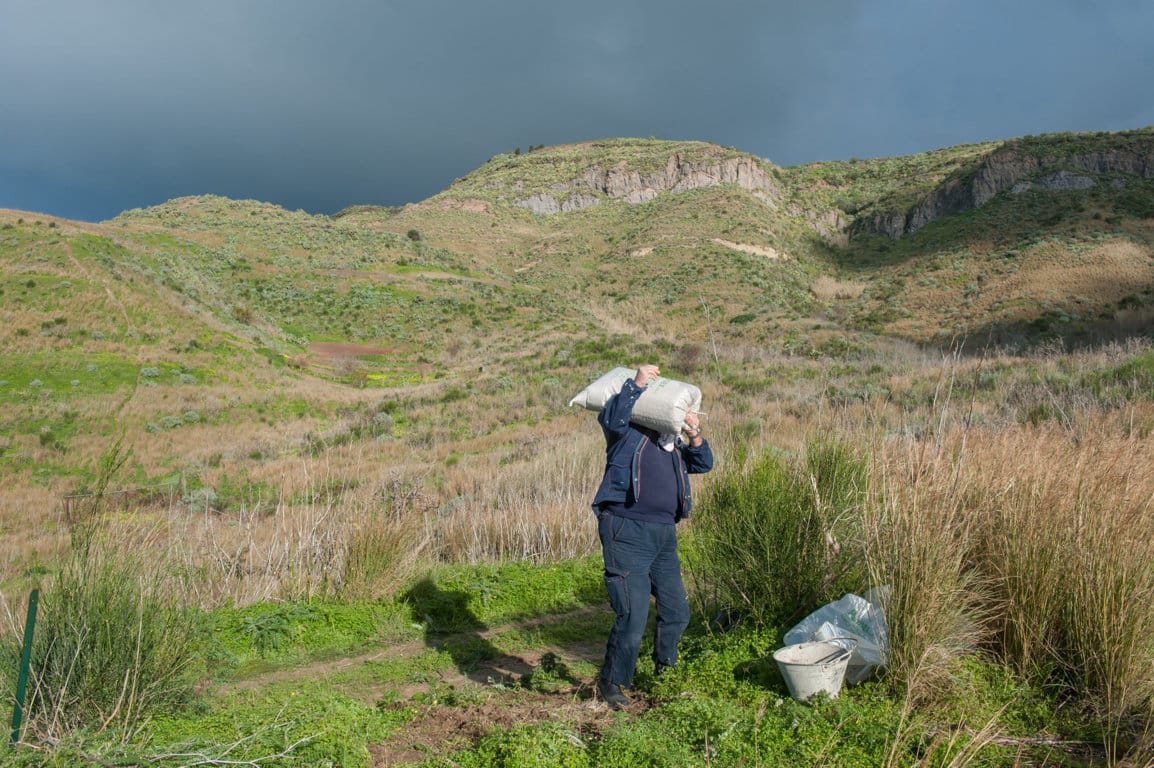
left=515, top=153, right=780, bottom=214
left=1013, top=170, right=1096, bottom=194
left=854, top=138, right=1154, bottom=240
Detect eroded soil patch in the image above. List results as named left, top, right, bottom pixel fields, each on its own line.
left=371, top=689, right=641, bottom=766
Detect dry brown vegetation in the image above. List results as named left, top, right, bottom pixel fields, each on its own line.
left=4, top=338, right=1148, bottom=611
left=862, top=404, right=1154, bottom=757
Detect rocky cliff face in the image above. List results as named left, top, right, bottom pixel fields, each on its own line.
left=855, top=139, right=1154, bottom=240
left=514, top=153, right=781, bottom=214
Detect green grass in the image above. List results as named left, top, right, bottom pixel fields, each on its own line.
left=0, top=274, right=87, bottom=314
left=204, top=601, right=417, bottom=674
left=404, top=557, right=605, bottom=630
left=0, top=354, right=141, bottom=462
left=0, top=355, right=211, bottom=404
left=0, top=548, right=1123, bottom=767
left=145, top=680, right=414, bottom=768
left=197, top=558, right=605, bottom=676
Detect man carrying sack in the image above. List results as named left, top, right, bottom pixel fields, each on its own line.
left=589, top=364, right=714, bottom=709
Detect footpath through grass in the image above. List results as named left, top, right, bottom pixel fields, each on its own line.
left=2, top=556, right=1097, bottom=768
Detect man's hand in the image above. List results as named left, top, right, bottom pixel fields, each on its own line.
left=683, top=407, right=704, bottom=446
left=633, top=364, right=660, bottom=388
left=683, top=408, right=699, bottom=431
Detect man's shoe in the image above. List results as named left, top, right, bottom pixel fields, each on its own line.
left=597, top=677, right=629, bottom=710
left=654, top=662, right=674, bottom=678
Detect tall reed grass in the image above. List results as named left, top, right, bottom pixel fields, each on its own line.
left=689, top=403, right=1154, bottom=762
left=868, top=414, right=1154, bottom=761
left=945, top=421, right=1154, bottom=759
left=340, top=477, right=434, bottom=602
left=864, top=442, right=986, bottom=702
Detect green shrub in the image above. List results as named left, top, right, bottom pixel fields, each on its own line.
left=686, top=441, right=867, bottom=627
left=0, top=438, right=199, bottom=741
left=239, top=606, right=312, bottom=658
left=205, top=600, right=415, bottom=671
left=1087, top=349, right=1154, bottom=398
left=3, top=534, right=199, bottom=741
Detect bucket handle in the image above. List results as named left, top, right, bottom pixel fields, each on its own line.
left=814, top=637, right=859, bottom=665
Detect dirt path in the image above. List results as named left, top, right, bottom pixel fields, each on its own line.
left=232, top=605, right=607, bottom=693
left=372, top=690, right=615, bottom=766
left=222, top=605, right=641, bottom=766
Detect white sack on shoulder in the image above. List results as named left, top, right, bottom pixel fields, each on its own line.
left=569, top=367, right=702, bottom=435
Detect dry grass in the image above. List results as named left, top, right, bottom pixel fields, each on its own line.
left=886, top=237, right=1154, bottom=340
left=0, top=365, right=792, bottom=605
left=865, top=442, right=987, bottom=703
left=0, top=455, right=438, bottom=608
left=960, top=417, right=1154, bottom=736
left=811, top=275, right=866, bottom=301
left=436, top=430, right=603, bottom=563
left=170, top=459, right=443, bottom=606
left=864, top=408, right=1154, bottom=753
left=2, top=309, right=1152, bottom=758
left=0, top=484, right=69, bottom=580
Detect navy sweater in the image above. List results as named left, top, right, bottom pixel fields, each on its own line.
left=599, top=434, right=681, bottom=525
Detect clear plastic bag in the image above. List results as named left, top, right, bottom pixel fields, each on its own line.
left=784, top=588, right=889, bottom=684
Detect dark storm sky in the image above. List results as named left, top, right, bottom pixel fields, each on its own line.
left=2, top=0, right=1152, bottom=222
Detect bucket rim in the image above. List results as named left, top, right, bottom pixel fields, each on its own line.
left=773, top=638, right=859, bottom=667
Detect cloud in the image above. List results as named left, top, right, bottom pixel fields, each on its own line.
left=1, top=0, right=1152, bottom=221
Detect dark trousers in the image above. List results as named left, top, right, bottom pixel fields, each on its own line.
left=598, top=513, right=690, bottom=687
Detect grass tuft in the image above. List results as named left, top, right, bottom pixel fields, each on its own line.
left=686, top=439, right=867, bottom=628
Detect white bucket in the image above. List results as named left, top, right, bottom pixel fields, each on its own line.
left=772, top=639, right=857, bottom=701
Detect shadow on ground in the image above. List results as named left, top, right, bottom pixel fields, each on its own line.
left=402, top=576, right=535, bottom=685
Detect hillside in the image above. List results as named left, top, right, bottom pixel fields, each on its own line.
left=1, top=128, right=1153, bottom=534
left=2, top=127, right=1154, bottom=766
left=348, top=130, right=1154, bottom=349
